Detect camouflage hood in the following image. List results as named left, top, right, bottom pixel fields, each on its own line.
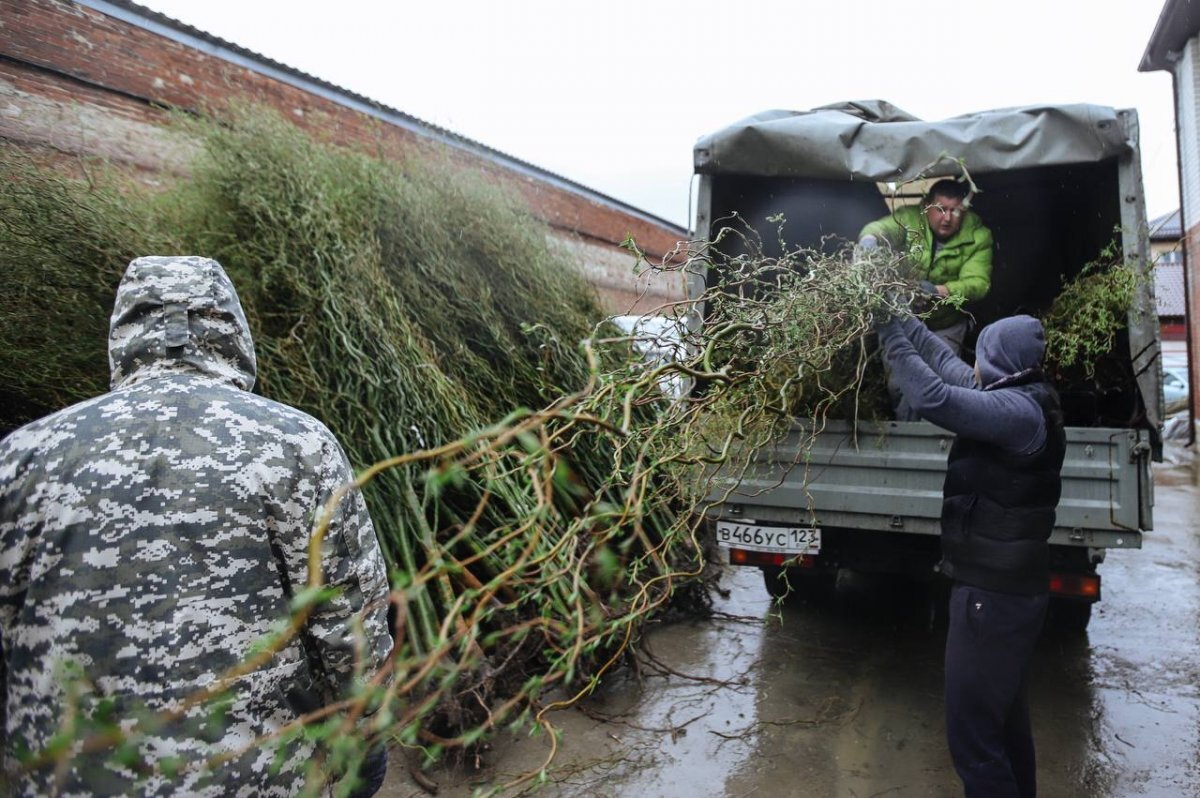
left=108, top=256, right=257, bottom=391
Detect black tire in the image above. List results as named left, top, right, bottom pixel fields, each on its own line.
left=762, top=565, right=791, bottom=599
left=1049, top=599, right=1093, bottom=633
left=926, top=579, right=952, bottom=631
left=761, top=566, right=836, bottom=603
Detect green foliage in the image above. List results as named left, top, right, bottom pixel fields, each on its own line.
left=0, top=106, right=698, bottom=790
left=0, top=110, right=970, bottom=794
left=1042, top=242, right=1142, bottom=379
left=0, top=157, right=154, bottom=427
left=694, top=220, right=916, bottom=434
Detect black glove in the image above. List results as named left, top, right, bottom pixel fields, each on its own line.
left=853, top=235, right=880, bottom=266
left=911, top=281, right=937, bottom=313
left=870, top=287, right=903, bottom=330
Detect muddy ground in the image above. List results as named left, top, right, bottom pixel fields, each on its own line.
left=378, top=449, right=1200, bottom=798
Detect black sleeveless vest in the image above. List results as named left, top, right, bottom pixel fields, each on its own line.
left=940, top=371, right=1066, bottom=595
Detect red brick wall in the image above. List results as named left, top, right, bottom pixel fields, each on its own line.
left=0, top=0, right=687, bottom=311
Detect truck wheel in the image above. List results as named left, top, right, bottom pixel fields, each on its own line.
left=1049, top=599, right=1093, bottom=633
left=761, top=566, right=836, bottom=603
left=762, top=566, right=792, bottom=599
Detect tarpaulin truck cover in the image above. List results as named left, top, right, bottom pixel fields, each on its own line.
left=693, top=101, right=1131, bottom=181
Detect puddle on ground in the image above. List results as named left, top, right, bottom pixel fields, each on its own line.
left=379, top=459, right=1200, bottom=797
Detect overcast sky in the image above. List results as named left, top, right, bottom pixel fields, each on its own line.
left=136, top=0, right=1179, bottom=229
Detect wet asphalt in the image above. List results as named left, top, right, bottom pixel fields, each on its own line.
left=380, top=448, right=1200, bottom=798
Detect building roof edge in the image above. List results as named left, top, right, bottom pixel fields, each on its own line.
left=1140, top=0, right=1200, bottom=73
left=75, top=0, right=689, bottom=236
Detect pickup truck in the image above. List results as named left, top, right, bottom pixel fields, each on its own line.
left=691, top=102, right=1161, bottom=630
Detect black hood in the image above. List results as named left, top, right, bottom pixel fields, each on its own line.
left=976, top=315, right=1045, bottom=389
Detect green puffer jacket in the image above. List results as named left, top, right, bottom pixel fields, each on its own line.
left=860, top=204, right=993, bottom=330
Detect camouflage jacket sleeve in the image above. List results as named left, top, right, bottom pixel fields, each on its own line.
left=289, top=435, right=392, bottom=707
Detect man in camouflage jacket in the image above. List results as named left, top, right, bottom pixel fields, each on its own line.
left=0, top=256, right=393, bottom=796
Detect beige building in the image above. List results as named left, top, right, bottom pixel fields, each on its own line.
left=1142, top=2, right=1200, bottom=412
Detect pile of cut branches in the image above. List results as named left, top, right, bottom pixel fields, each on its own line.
left=0, top=108, right=918, bottom=794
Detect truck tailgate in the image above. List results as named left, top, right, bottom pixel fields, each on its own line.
left=707, top=420, right=1149, bottom=549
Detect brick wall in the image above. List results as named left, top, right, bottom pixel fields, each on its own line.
left=0, top=0, right=687, bottom=313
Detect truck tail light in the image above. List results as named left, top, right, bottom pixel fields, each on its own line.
left=1049, top=572, right=1101, bottom=601
left=728, top=549, right=816, bottom=568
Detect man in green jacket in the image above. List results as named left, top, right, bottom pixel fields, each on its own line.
left=859, top=178, right=994, bottom=419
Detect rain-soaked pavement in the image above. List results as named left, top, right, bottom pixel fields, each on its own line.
left=380, top=448, right=1200, bottom=797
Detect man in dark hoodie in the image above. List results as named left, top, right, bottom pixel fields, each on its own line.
left=876, top=313, right=1066, bottom=798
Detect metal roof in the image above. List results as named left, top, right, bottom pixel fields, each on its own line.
left=1140, top=0, right=1200, bottom=73
left=1156, top=259, right=1187, bottom=317
left=1150, top=208, right=1183, bottom=239
left=75, top=0, right=687, bottom=236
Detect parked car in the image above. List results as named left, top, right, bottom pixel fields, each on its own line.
left=1163, top=365, right=1190, bottom=406
left=610, top=314, right=688, bottom=398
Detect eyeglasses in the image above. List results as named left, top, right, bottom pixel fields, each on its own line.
left=927, top=204, right=965, bottom=220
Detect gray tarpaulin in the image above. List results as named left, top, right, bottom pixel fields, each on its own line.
left=693, top=101, right=1132, bottom=181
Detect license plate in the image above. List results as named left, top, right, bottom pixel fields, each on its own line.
left=715, top=520, right=821, bottom=554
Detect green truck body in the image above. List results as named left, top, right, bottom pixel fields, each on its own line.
left=691, top=103, right=1161, bottom=626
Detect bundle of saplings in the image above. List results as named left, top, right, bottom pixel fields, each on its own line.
left=697, top=218, right=1144, bottom=428
left=1041, top=244, right=1147, bottom=427
left=695, top=224, right=909, bottom=425
left=0, top=110, right=712, bottom=786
